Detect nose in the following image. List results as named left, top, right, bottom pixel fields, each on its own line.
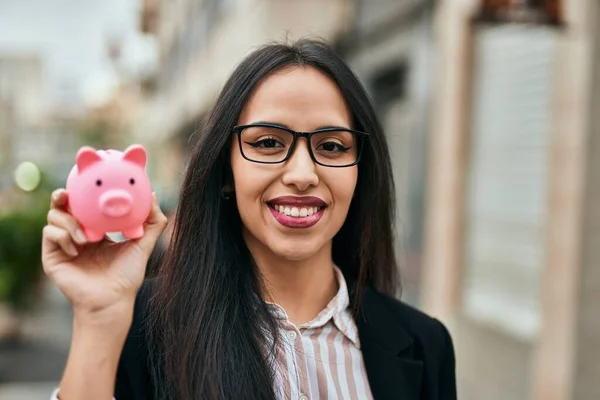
left=99, top=190, right=133, bottom=217
left=281, top=139, right=319, bottom=192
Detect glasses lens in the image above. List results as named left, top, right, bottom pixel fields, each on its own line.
left=310, top=130, right=359, bottom=167
left=239, top=126, right=294, bottom=163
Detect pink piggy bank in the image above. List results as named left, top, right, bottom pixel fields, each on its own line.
left=66, top=145, right=152, bottom=242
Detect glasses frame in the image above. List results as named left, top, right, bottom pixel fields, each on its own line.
left=232, top=123, right=369, bottom=168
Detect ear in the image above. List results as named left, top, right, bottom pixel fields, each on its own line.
left=76, top=146, right=102, bottom=172
left=122, top=144, right=147, bottom=168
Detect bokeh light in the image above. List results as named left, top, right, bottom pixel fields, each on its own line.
left=14, top=161, right=42, bottom=192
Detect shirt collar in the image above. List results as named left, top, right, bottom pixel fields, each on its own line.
left=266, top=266, right=361, bottom=348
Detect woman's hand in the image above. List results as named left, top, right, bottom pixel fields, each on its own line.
left=42, top=188, right=168, bottom=322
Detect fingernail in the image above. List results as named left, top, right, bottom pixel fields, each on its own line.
left=75, top=229, right=87, bottom=244
left=53, top=189, right=64, bottom=202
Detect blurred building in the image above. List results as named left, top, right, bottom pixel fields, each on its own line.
left=0, top=54, right=83, bottom=201
left=422, top=0, right=599, bottom=399
left=0, top=98, right=15, bottom=194
left=40, top=112, right=87, bottom=185
left=335, top=0, right=436, bottom=306
left=0, top=55, right=47, bottom=122
left=82, top=82, right=144, bottom=149
left=0, top=55, right=47, bottom=191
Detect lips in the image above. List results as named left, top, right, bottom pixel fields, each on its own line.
left=267, top=196, right=327, bottom=228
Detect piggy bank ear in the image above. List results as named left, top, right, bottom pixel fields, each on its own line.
left=123, top=144, right=147, bottom=168
left=76, top=147, right=102, bottom=172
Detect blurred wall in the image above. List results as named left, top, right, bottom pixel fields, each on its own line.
left=572, top=1, right=600, bottom=398
left=424, top=0, right=598, bottom=399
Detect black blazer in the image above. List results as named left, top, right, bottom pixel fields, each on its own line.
left=115, top=279, right=457, bottom=400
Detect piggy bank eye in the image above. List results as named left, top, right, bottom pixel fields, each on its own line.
left=129, top=178, right=135, bottom=185
left=96, top=179, right=102, bottom=186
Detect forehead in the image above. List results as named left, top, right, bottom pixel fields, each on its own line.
left=237, top=66, right=352, bottom=130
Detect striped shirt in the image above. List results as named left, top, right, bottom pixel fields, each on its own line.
left=51, top=267, right=373, bottom=400
left=267, top=267, right=373, bottom=400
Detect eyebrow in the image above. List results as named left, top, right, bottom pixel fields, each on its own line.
left=251, top=120, right=352, bottom=131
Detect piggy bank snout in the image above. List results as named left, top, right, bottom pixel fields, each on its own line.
left=99, top=190, right=133, bottom=218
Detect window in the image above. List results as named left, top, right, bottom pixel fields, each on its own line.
left=462, top=24, right=558, bottom=340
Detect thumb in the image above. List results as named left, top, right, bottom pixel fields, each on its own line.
left=136, top=193, right=169, bottom=255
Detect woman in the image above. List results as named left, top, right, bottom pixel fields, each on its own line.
left=43, top=39, right=456, bottom=400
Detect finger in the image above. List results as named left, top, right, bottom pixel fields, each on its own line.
left=50, top=189, right=69, bottom=210
left=42, top=225, right=79, bottom=259
left=136, top=193, right=168, bottom=255
left=47, top=208, right=88, bottom=245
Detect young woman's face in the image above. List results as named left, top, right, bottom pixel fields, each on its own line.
left=231, top=66, right=358, bottom=261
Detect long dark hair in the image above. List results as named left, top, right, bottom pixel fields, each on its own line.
left=147, top=38, right=399, bottom=400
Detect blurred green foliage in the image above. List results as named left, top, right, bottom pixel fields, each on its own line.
left=0, top=172, right=54, bottom=311
left=0, top=207, right=47, bottom=311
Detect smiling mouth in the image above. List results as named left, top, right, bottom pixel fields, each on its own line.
left=268, top=203, right=326, bottom=218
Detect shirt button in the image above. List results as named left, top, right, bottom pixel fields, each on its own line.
left=298, top=394, right=308, bottom=400
left=287, top=330, right=297, bottom=340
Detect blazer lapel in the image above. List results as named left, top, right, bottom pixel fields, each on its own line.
left=354, top=287, right=424, bottom=400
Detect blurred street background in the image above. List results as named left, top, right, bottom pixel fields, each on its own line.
left=0, top=0, right=597, bottom=399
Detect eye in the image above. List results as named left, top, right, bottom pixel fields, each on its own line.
left=129, top=178, right=135, bottom=185
left=318, top=142, right=350, bottom=153
left=96, top=179, right=102, bottom=186
left=247, top=138, right=284, bottom=149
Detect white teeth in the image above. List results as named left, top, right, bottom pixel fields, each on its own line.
left=272, top=204, right=322, bottom=218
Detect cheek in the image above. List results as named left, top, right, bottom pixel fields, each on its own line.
left=230, top=149, right=272, bottom=216
left=327, top=168, right=358, bottom=208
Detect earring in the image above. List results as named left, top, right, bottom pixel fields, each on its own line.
left=221, top=185, right=233, bottom=200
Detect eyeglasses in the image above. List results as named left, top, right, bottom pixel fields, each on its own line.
left=232, top=123, right=369, bottom=168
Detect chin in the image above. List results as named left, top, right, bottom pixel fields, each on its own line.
left=269, top=245, right=319, bottom=262
left=263, top=236, right=324, bottom=261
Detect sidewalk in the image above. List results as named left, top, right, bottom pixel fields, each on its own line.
left=0, top=280, right=72, bottom=399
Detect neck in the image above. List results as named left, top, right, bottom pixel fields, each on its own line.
left=244, top=233, right=338, bottom=325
